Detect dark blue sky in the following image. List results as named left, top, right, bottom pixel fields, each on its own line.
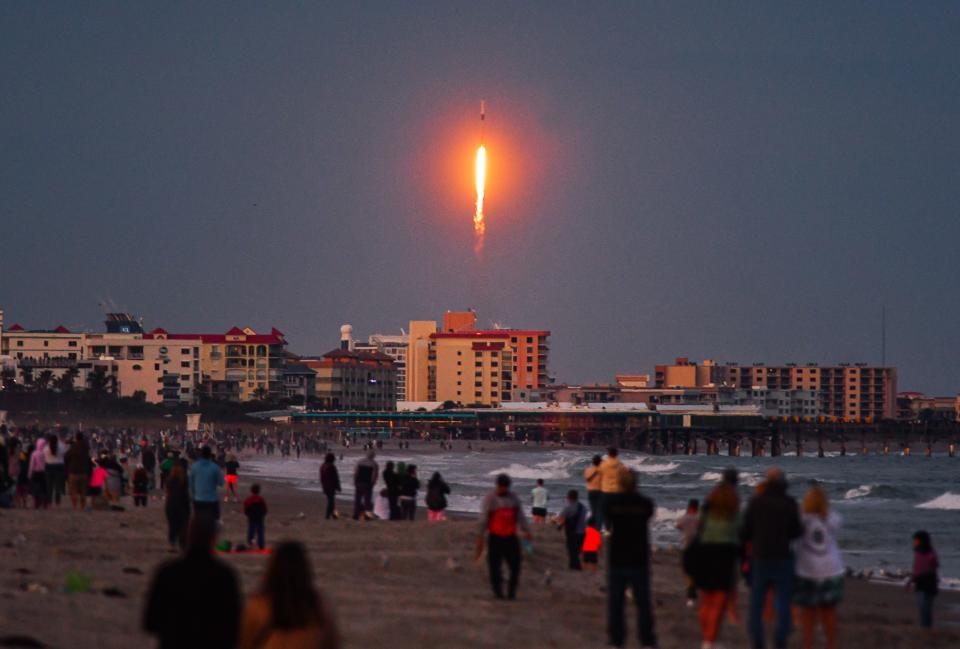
left=2, top=4, right=959, bottom=393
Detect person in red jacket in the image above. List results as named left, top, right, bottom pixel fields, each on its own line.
left=243, top=483, right=268, bottom=550
left=475, top=474, right=532, bottom=600
left=582, top=516, right=603, bottom=573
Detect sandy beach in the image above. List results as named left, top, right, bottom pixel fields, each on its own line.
left=1, top=449, right=958, bottom=649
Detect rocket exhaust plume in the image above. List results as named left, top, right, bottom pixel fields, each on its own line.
left=473, top=100, right=486, bottom=256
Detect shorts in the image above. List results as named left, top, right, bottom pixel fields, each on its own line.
left=225, top=475, right=238, bottom=485
left=532, top=507, right=547, bottom=517
left=793, top=576, right=844, bottom=608
left=583, top=551, right=598, bottom=564
left=68, top=474, right=88, bottom=496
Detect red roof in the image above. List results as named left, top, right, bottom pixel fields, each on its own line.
left=271, top=327, right=284, bottom=337
left=54, top=325, right=71, bottom=333
left=432, top=331, right=511, bottom=340
left=144, top=326, right=286, bottom=345
left=7, top=324, right=24, bottom=331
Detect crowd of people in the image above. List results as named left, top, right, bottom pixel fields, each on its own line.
left=0, top=425, right=946, bottom=649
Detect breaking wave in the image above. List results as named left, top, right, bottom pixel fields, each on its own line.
left=916, top=492, right=960, bottom=510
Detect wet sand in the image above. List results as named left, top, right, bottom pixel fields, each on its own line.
left=1, top=455, right=958, bottom=649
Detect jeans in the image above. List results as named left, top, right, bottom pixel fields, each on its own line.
left=487, top=535, right=522, bottom=599
left=324, top=490, right=337, bottom=519
left=749, top=558, right=795, bottom=648
left=588, top=490, right=603, bottom=529
left=353, top=483, right=373, bottom=519
left=565, top=532, right=584, bottom=570
left=247, top=519, right=265, bottom=549
left=607, top=566, right=657, bottom=648
left=45, top=464, right=66, bottom=505
left=917, top=591, right=935, bottom=628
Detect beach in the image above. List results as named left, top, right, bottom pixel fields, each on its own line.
left=1, top=448, right=959, bottom=649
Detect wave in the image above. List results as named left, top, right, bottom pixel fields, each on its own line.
left=916, top=492, right=960, bottom=510
left=844, top=485, right=874, bottom=500
left=621, top=457, right=680, bottom=473
left=698, top=471, right=761, bottom=487
left=486, top=456, right=581, bottom=481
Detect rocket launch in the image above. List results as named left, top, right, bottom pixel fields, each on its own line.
left=473, top=100, right=486, bottom=257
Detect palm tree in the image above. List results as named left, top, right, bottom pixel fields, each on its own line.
left=86, top=367, right=109, bottom=397
left=35, top=370, right=54, bottom=392
left=55, top=367, right=78, bottom=392
left=252, top=386, right=270, bottom=402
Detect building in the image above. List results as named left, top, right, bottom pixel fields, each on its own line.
left=147, top=326, right=287, bottom=401
left=654, top=358, right=898, bottom=420
left=308, top=349, right=396, bottom=411
left=354, top=332, right=408, bottom=402
left=282, top=362, right=317, bottom=403
left=896, top=392, right=959, bottom=422
left=404, top=310, right=550, bottom=407
left=86, top=334, right=201, bottom=405
left=1, top=323, right=85, bottom=362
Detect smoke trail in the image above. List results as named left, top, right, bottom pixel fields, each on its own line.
left=473, top=144, right=486, bottom=256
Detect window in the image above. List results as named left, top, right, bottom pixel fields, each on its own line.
left=475, top=351, right=483, bottom=357
left=491, top=361, right=499, bottom=367
left=475, top=391, right=482, bottom=397
left=526, top=337, right=532, bottom=343
left=181, top=374, right=190, bottom=381
left=132, top=364, right=142, bottom=371
left=511, top=337, right=517, bottom=343
left=457, top=370, right=462, bottom=376
left=457, top=360, right=462, bottom=366
left=491, top=391, right=498, bottom=397
left=68, top=341, right=77, bottom=347
left=475, top=371, right=483, bottom=377
left=526, top=366, right=533, bottom=373
left=181, top=361, right=191, bottom=368
left=457, top=351, right=462, bottom=356
left=475, top=382, right=482, bottom=387
left=526, top=347, right=533, bottom=354
left=68, top=353, right=77, bottom=360
left=475, top=362, right=482, bottom=367
left=154, top=363, right=160, bottom=371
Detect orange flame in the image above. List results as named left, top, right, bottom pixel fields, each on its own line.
left=473, top=144, right=486, bottom=256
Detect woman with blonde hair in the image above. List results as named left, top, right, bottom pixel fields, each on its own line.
left=793, top=483, right=843, bottom=649
left=240, top=541, right=339, bottom=649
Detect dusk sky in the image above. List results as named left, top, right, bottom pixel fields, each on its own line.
left=2, top=4, right=958, bottom=393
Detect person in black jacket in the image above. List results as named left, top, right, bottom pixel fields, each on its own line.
left=143, top=516, right=241, bottom=649
left=740, top=467, right=802, bottom=649
left=319, top=453, right=341, bottom=520
left=398, top=464, right=420, bottom=520
left=603, top=470, right=657, bottom=649
left=383, top=461, right=400, bottom=520
left=425, top=472, right=451, bottom=521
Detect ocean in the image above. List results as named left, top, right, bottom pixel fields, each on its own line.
left=244, top=447, right=960, bottom=586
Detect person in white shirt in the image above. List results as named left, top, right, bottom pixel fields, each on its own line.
left=531, top=479, right=549, bottom=524
left=793, top=484, right=844, bottom=649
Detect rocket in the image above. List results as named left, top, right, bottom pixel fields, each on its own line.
left=480, top=100, right=485, bottom=121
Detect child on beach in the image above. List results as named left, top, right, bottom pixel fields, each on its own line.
left=132, top=465, right=149, bottom=507
left=244, top=483, right=268, bottom=550
left=581, top=517, right=602, bottom=572
left=908, top=530, right=939, bottom=628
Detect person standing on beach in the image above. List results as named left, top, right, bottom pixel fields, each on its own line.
left=320, top=453, right=341, bottom=520
left=554, top=489, right=587, bottom=570
left=27, top=437, right=47, bottom=509
left=64, top=431, right=91, bottom=510
left=598, top=447, right=626, bottom=530
left=144, top=516, right=241, bottom=649
left=189, top=445, right=225, bottom=522
left=794, top=484, right=844, bottom=649
left=43, top=433, right=66, bottom=507
left=243, top=483, right=268, bottom=550
left=584, top=454, right=603, bottom=529
left=475, top=474, right=532, bottom=600
left=740, top=467, right=802, bottom=649
left=353, top=451, right=379, bottom=520
left=531, top=478, right=549, bottom=524
left=165, top=461, right=191, bottom=551
left=425, top=471, right=451, bottom=521
left=908, top=530, right=939, bottom=628
left=383, top=461, right=400, bottom=520
left=224, top=454, right=240, bottom=503
left=695, top=476, right=740, bottom=649
left=603, top=469, right=657, bottom=649
left=398, top=464, right=420, bottom=520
